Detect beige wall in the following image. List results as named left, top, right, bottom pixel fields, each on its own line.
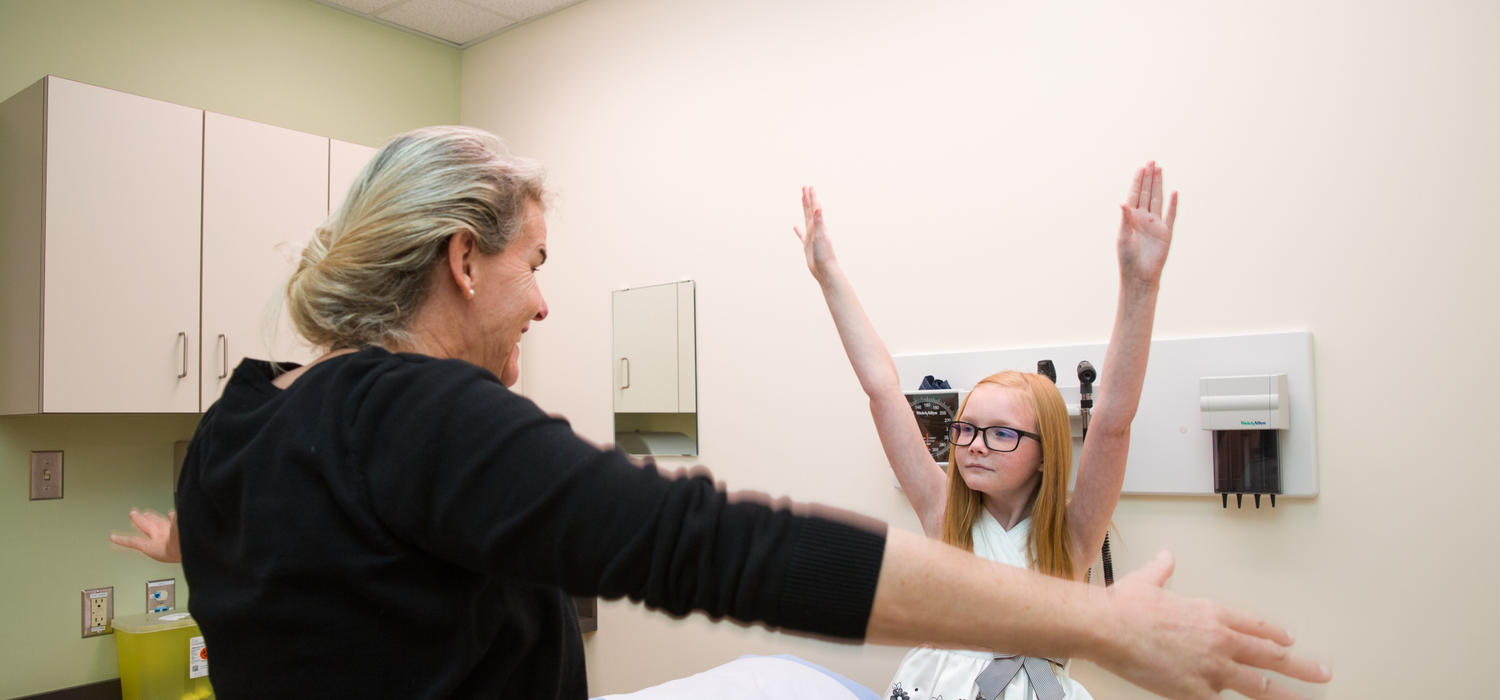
left=0, top=1, right=458, bottom=696
left=463, top=0, right=1500, bottom=696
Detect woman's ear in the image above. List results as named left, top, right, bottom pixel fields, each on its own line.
left=446, top=231, right=477, bottom=297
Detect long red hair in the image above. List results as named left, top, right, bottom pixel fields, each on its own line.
left=939, top=371, right=1075, bottom=580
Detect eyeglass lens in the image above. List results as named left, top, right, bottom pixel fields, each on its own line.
left=948, top=423, right=1021, bottom=451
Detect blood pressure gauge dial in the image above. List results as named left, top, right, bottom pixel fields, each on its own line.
left=906, top=391, right=960, bottom=465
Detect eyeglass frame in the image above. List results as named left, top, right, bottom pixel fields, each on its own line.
left=947, top=420, right=1042, bottom=453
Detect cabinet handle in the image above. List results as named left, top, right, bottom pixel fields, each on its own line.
left=218, top=334, right=228, bottom=379
left=620, top=357, right=630, bottom=389
left=177, top=332, right=188, bottom=379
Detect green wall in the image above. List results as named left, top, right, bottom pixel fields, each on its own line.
left=0, top=415, right=201, bottom=697
left=0, top=0, right=460, bottom=147
left=0, top=1, right=458, bottom=695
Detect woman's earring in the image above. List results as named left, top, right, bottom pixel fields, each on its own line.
left=467, top=287, right=476, bottom=298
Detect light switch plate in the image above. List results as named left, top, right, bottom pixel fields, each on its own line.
left=29, top=451, right=63, bottom=500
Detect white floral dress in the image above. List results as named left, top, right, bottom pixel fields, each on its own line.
left=884, top=511, right=1093, bottom=700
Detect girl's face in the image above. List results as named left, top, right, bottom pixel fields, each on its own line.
left=951, top=384, right=1044, bottom=499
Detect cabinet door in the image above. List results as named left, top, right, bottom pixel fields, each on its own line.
left=675, top=281, right=697, bottom=412
left=201, top=113, right=328, bottom=407
left=42, top=77, right=202, bottom=413
left=329, top=139, right=376, bottom=213
left=613, top=284, right=680, bottom=413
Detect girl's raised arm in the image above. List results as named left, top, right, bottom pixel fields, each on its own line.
left=794, top=187, right=947, bottom=535
left=1069, top=162, right=1178, bottom=562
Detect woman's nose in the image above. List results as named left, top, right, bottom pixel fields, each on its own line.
left=534, top=291, right=549, bottom=321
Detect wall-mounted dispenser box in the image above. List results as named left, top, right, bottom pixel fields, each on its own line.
left=1200, top=374, right=1289, bottom=508
left=613, top=281, right=697, bottom=457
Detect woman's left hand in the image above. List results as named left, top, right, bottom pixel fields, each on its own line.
left=1117, top=161, right=1178, bottom=286
left=110, top=508, right=182, bottom=564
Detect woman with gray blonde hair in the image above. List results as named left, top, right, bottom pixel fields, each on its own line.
left=118, top=126, right=1330, bottom=700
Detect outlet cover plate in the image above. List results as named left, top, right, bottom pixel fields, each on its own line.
left=82, top=586, right=113, bottom=638
left=147, top=578, right=176, bottom=614
left=29, top=451, right=63, bottom=500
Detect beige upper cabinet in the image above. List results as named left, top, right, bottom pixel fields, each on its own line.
left=0, top=76, right=203, bottom=414
left=200, top=113, right=329, bottom=407
left=201, top=129, right=377, bottom=407
left=612, top=281, right=698, bottom=456
left=329, top=139, right=376, bottom=213
left=1, top=76, right=379, bottom=414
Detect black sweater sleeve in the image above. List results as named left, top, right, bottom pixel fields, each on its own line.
left=353, top=355, right=885, bottom=640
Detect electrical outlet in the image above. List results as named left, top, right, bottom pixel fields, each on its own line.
left=146, top=578, right=176, bottom=614
left=81, top=586, right=113, bottom=638
left=29, top=450, right=63, bottom=500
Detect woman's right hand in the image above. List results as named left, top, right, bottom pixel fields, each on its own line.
left=793, top=186, right=839, bottom=283
left=1096, top=551, right=1332, bottom=699
left=109, top=508, right=182, bottom=564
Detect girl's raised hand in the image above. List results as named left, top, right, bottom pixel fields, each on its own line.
left=1117, top=162, right=1178, bottom=286
left=793, top=186, right=839, bottom=282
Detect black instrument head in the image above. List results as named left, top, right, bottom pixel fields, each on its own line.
left=1036, top=360, right=1057, bottom=383
left=1076, top=360, right=1097, bottom=385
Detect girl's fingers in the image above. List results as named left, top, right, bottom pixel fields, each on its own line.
left=1150, top=165, right=1164, bottom=216
left=1141, top=162, right=1155, bottom=213
left=793, top=226, right=804, bottom=243
left=1127, top=166, right=1145, bottom=208
left=1165, top=191, right=1178, bottom=235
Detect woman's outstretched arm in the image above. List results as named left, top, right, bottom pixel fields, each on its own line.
left=870, top=529, right=1331, bottom=700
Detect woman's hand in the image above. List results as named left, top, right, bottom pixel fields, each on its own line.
left=1096, top=551, right=1332, bottom=699
left=109, top=508, right=182, bottom=564
left=1117, top=161, right=1178, bottom=287
left=793, top=186, right=840, bottom=283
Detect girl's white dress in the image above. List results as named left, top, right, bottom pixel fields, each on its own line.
left=884, top=511, right=1093, bottom=700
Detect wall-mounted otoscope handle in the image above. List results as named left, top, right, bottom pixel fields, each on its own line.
left=1075, top=360, right=1096, bottom=388
left=1036, top=360, right=1056, bottom=383
left=1076, top=361, right=1095, bottom=436
left=1074, top=359, right=1112, bottom=586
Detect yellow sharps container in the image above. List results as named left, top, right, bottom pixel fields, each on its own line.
left=111, top=611, right=214, bottom=700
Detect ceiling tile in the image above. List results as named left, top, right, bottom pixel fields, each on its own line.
left=461, top=0, right=582, bottom=23
left=319, top=0, right=406, bottom=13
left=376, top=0, right=517, bottom=45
